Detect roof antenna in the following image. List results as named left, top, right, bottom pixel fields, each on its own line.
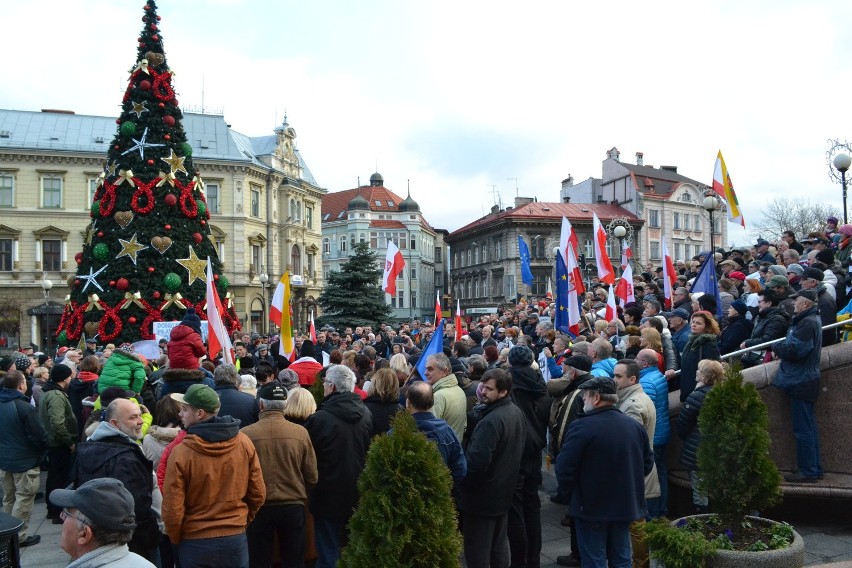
left=407, top=179, right=410, bottom=197
left=201, top=74, right=205, bottom=114
left=507, top=177, right=519, bottom=197
left=357, top=176, right=360, bottom=187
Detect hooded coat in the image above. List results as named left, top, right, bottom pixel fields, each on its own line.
left=431, top=373, right=468, bottom=440
left=508, top=365, right=550, bottom=476
left=157, top=368, right=215, bottom=400
left=97, top=349, right=147, bottom=394
left=743, top=305, right=790, bottom=348
left=772, top=305, right=823, bottom=402
left=162, top=415, right=265, bottom=543
left=0, top=388, right=48, bottom=472
left=304, top=392, right=373, bottom=522
left=591, top=357, right=617, bottom=378
left=166, top=324, right=206, bottom=370
left=39, top=381, right=78, bottom=448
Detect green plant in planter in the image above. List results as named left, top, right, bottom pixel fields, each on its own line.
left=339, top=411, right=461, bottom=568
left=696, top=365, right=782, bottom=535
left=643, top=518, right=718, bottom=568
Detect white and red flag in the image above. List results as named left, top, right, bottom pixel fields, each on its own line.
left=615, top=259, right=635, bottom=305
left=605, top=284, right=617, bottom=321
left=592, top=213, right=616, bottom=285
left=662, top=240, right=678, bottom=309
left=559, top=216, right=580, bottom=263
left=454, top=299, right=463, bottom=343
left=309, top=311, right=317, bottom=343
left=206, top=258, right=234, bottom=364
left=564, top=244, right=584, bottom=335
left=382, top=241, right=405, bottom=295
left=270, top=273, right=295, bottom=359
left=434, top=291, right=442, bottom=325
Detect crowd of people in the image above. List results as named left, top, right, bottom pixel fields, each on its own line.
left=0, top=222, right=841, bottom=567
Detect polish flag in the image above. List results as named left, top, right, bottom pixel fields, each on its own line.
left=564, top=244, right=584, bottom=335
left=382, top=241, right=405, bottom=295
left=605, top=284, right=617, bottom=321
left=615, top=261, right=635, bottom=304
left=270, top=273, right=295, bottom=359
left=309, top=311, right=317, bottom=343
left=434, top=291, right=442, bottom=325
left=592, top=213, right=615, bottom=285
left=621, top=246, right=633, bottom=269
left=559, top=216, right=580, bottom=262
left=662, top=240, right=677, bottom=309
left=454, top=299, right=463, bottom=343
left=206, top=258, right=234, bottom=364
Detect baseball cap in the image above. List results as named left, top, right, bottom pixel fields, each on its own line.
left=791, top=289, right=818, bottom=302
left=50, top=478, right=137, bottom=532
left=667, top=308, right=690, bottom=320
left=258, top=383, right=287, bottom=401
left=802, top=267, right=824, bottom=282
left=578, top=376, right=617, bottom=395
left=754, top=238, right=770, bottom=247
left=171, top=384, right=220, bottom=413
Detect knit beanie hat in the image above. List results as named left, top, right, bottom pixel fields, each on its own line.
left=300, top=340, right=315, bottom=358
left=277, top=369, right=300, bottom=391
left=731, top=300, right=748, bottom=316
left=14, top=354, right=31, bottom=371
left=508, top=345, right=534, bottom=367
left=181, top=307, right=202, bottom=335
left=0, top=356, right=13, bottom=372
left=119, top=343, right=134, bottom=354
left=49, top=364, right=74, bottom=383
left=816, top=248, right=835, bottom=266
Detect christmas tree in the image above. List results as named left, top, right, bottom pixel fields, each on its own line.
left=56, top=0, right=240, bottom=346
left=317, top=242, right=392, bottom=329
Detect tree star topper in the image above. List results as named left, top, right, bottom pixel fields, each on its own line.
left=161, top=149, right=189, bottom=176
left=176, top=246, right=208, bottom=285
left=116, top=233, right=149, bottom=266
left=80, top=264, right=109, bottom=293
left=121, top=127, right=165, bottom=159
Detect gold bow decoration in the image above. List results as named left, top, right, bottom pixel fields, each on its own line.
left=116, top=169, right=136, bottom=187
left=121, top=291, right=146, bottom=310
left=161, top=293, right=187, bottom=311
left=191, top=174, right=205, bottom=194
left=97, top=172, right=105, bottom=188
left=85, top=294, right=104, bottom=312
left=134, top=59, right=150, bottom=75
left=156, top=170, right=177, bottom=188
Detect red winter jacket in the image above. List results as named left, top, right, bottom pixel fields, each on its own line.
left=289, top=357, right=323, bottom=386
left=168, top=325, right=206, bottom=370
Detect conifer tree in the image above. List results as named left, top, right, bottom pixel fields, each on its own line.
left=57, top=0, right=239, bottom=346
left=339, top=412, right=462, bottom=568
left=317, top=242, right=392, bottom=329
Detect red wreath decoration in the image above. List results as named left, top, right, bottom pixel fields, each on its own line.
left=64, top=306, right=85, bottom=341
left=99, top=182, right=118, bottom=217
left=179, top=181, right=198, bottom=218
left=98, top=306, right=124, bottom=342
left=131, top=179, right=156, bottom=214
left=152, top=69, right=175, bottom=102
left=141, top=305, right=162, bottom=340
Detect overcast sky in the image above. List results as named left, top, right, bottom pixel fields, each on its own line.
left=4, top=0, right=852, bottom=245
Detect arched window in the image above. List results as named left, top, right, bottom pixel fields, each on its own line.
left=291, top=245, right=302, bottom=274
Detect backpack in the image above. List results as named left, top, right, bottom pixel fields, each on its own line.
left=548, top=388, right=582, bottom=458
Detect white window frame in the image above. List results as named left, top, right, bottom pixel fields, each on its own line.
left=250, top=188, right=260, bottom=217
left=207, top=183, right=220, bottom=214
left=0, top=174, right=14, bottom=208
left=41, top=176, right=63, bottom=208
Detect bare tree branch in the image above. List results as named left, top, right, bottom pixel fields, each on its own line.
left=750, top=198, right=841, bottom=242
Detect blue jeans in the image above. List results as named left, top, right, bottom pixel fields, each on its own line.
left=646, top=444, right=668, bottom=518
left=313, top=516, right=346, bottom=568
left=574, top=518, right=631, bottom=568
left=790, top=398, right=823, bottom=478
left=177, top=532, right=248, bottom=568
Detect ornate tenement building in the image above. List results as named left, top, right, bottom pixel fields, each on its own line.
left=0, top=108, right=325, bottom=351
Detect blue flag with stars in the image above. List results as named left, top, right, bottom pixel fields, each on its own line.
left=690, top=254, right=723, bottom=318
left=518, top=235, right=533, bottom=286
left=555, top=250, right=571, bottom=335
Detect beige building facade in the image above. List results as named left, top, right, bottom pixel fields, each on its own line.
left=0, top=109, right=325, bottom=351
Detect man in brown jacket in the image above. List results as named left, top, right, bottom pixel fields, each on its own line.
left=163, top=384, right=265, bottom=568
left=242, top=383, right=317, bottom=568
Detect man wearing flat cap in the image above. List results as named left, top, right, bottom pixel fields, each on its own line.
left=800, top=267, right=837, bottom=346
left=772, top=289, right=824, bottom=483
left=555, top=376, right=654, bottom=567
left=753, top=238, right=775, bottom=263
left=52, top=477, right=154, bottom=567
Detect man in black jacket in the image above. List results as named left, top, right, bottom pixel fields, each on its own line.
left=71, top=398, right=161, bottom=563
left=213, top=364, right=259, bottom=427
left=458, top=368, right=526, bottom=568
left=0, top=370, right=48, bottom=547
left=304, top=364, right=372, bottom=568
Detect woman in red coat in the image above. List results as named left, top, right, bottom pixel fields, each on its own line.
left=166, top=308, right=207, bottom=370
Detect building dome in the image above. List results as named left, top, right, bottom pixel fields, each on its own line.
left=398, top=191, right=420, bottom=212
left=348, top=193, right=370, bottom=210
left=369, top=172, right=384, bottom=186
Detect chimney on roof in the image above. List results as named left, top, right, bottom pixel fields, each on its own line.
left=515, top=196, right=534, bottom=208
left=660, top=165, right=678, bottom=173
left=636, top=152, right=644, bottom=166
left=563, top=196, right=570, bottom=203
left=607, top=147, right=620, bottom=162
left=490, top=204, right=500, bottom=215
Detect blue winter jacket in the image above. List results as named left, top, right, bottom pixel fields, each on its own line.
left=591, top=357, right=617, bottom=378
left=0, top=388, right=48, bottom=472
left=772, top=305, right=822, bottom=402
left=412, top=411, right=467, bottom=481
left=555, top=405, right=653, bottom=522
left=639, top=366, right=670, bottom=446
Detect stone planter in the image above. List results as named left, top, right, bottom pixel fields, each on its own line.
left=651, top=515, right=805, bottom=568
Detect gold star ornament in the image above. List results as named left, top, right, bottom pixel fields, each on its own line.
left=176, top=246, right=207, bottom=286
left=116, top=233, right=149, bottom=266
left=161, top=149, right=188, bottom=176
left=131, top=101, right=148, bottom=119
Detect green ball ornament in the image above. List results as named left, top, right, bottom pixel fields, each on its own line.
left=120, top=121, right=137, bottom=136
left=196, top=200, right=206, bottom=216
left=93, top=243, right=110, bottom=261
left=181, top=142, right=193, bottom=157
left=163, top=272, right=181, bottom=292
left=91, top=201, right=100, bottom=216
left=58, top=330, right=68, bottom=346
left=218, top=275, right=229, bottom=291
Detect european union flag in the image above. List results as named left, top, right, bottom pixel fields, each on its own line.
left=555, top=251, right=570, bottom=334
left=415, top=318, right=445, bottom=381
left=518, top=235, right=533, bottom=286
left=690, top=254, right=723, bottom=318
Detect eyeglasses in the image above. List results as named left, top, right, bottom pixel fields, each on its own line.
left=60, top=509, right=90, bottom=526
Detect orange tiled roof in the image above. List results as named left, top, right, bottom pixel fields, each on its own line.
left=322, top=186, right=403, bottom=219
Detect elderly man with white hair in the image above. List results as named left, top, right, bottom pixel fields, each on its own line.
left=304, top=365, right=372, bottom=568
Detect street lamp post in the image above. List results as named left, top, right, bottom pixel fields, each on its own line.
left=259, top=272, right=269, bottom=335
left=703, top=195, right=718, bottom=255
left=41, top=276, right=53, bottom=356
left=833, top=153, right=851, bottom=224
